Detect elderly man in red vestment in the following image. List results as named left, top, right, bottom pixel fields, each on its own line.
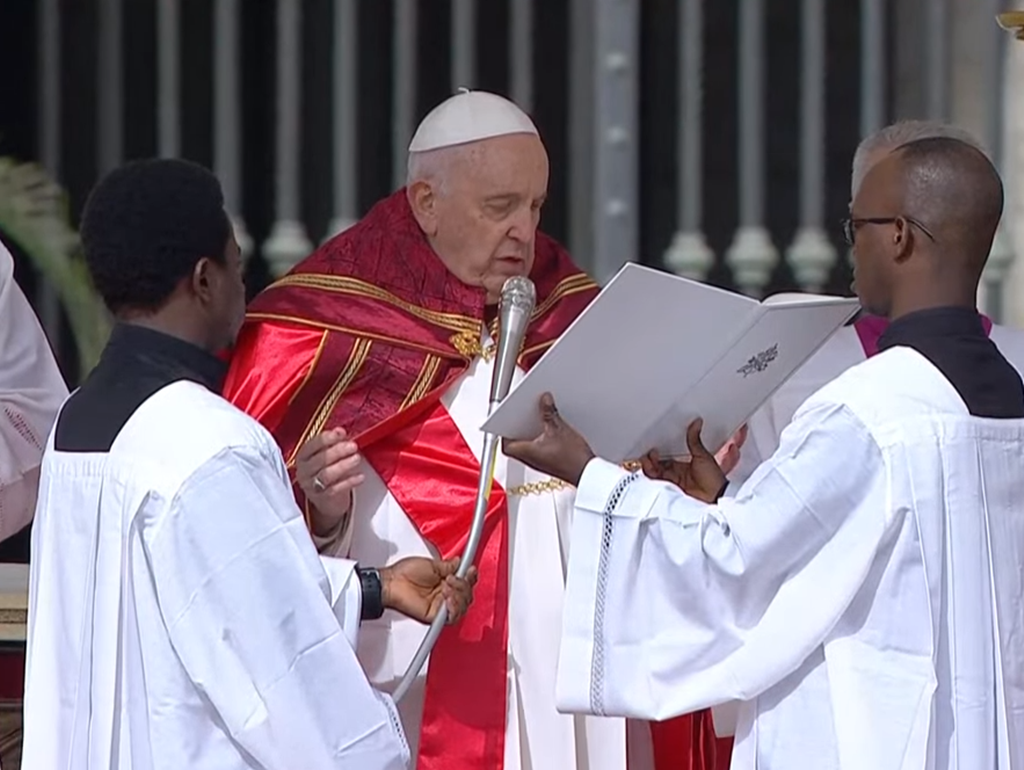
left=224, top=90, right=732, bottom=770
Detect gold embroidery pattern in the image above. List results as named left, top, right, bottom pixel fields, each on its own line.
left=400, top=355, right=442, bottom=411
left=248, top=312, right=459, bottom=359
left=506, top=461, right=642, bottom=497
left=269, top=274, right=480, bottom=333
left=507, top=478, right=573, bottom=497
left=449, top=331, right=499, bottom=362
left=287, top=329, right=329, bottom=406
left=287, top=337, right=373, bottom=466
left=531, top=274, right=597, bottom=320
left=450, top=329, right=482, bottom=359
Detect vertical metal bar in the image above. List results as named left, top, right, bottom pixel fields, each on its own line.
left=36, top=0, right=63, bottom=340
left=860, top=0, right=886, bottom=138
left=39, top=0, right=61, bottom=175
left=451, top=0, right=475, bottom=90
left=328, top=0, right=359, bottom=237
left=97, top=0, right=123, bottom=175
left=738, top=0, right=764, bottom=229
left=392, top=0, right=418, bottom=190
left=592, top=0, right=639, bottom=283
left=680, top=0, right=703, bottom=234
left=510, top=0, right=534, bottom=110
left=664, top=0, right=713, bottom=280
left=798, top=0, right=825, bottom=230
left=925, top=0, right=949, bottom=120
left=786, top=0, right=835, bottom=292
left=983, top=0, right=1012, bottom=322
left=263, top=0, right=313, bottom=275
left=725, top=0, right=777, bottom=296
left=157, top=0, right=181, bottom=158
left=569, top=0, right=595, bottom=273
left=274, top=0, right=302, bottom=222
left=213, top=0, right=251, bottom=257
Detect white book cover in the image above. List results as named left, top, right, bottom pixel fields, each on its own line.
left=481, top=263, right=860, bottom=462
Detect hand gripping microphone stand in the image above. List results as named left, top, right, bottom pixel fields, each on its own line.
left=392, top=276, right=537, bottom=703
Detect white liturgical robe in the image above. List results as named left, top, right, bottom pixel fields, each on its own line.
left=335, top=328, right=633, bottom=770
left=556, top=347, right=1024, bottom=769
left=730, top=322, right=1024, bottom=485
left=0, top=239, right=67, bottom=541
left=23, top=380, right=409, bottom=770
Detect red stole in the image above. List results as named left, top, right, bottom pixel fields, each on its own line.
left=854, top=313, right=993, bottom=357
left=245, top=190, right=597, bottom=770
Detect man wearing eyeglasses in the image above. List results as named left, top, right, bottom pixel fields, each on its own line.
left=502, top=133, right=1024, bottom=770
left=727, top=120, right=1024, bottom=487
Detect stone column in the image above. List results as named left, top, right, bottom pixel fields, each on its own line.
left=263, top=0, right=313, bottom=277
left=213, top=0, right=252, bottom=258
left=157, top=0, right=180, bottom=158
left=786, top=0, right=836, bottom=292
left=326, top=0, right=359, bottom=238
left=725, top=0, right=778, bottom=296
left=663, top=0, right=714, bottom=281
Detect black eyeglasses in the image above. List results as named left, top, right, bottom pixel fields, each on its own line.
left=841, top=216, right=937, bottom=247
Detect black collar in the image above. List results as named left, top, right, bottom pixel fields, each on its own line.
left=101, top=323, right=227, bottom=393
left=878, top=307, right=986, bottom=352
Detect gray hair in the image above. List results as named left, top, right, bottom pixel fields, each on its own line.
left=851, top=120, right=988, bottom=197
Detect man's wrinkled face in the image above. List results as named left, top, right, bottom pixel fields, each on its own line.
left=411, top=133, right=549, bottom=304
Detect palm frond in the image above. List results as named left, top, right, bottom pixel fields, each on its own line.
left=0, top=157, right=111, bottom=380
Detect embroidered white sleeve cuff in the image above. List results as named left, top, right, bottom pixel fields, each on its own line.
left=574, top=458, right=633, bottom=516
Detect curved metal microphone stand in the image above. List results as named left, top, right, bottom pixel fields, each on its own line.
left=393, top=277, right=536, bottom=704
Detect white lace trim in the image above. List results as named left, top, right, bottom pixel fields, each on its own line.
left=590, top=471, right=639, bottom=717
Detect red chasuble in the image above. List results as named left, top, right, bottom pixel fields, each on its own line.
left=223, top=190, right=723, bottom=770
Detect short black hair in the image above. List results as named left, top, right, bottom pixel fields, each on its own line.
left=80, top=158, right=230, bottom=314
left=893, top=136, right=1003, bottom=262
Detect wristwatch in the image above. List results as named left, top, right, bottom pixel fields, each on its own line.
left=356, top=566, right=385, bottom=621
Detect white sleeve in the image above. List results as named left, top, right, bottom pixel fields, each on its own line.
left=724, top=401, right=775, bottom=490
left=0, top=242, right=67, bottom=541
left=143, top=449, right=409, bottom=770
left=318, top=555, right=363, bottom=648
left=556, top=401, right=891, bottom=722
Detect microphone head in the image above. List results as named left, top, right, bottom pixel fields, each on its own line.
left=499, top=276, right=536, bottom=314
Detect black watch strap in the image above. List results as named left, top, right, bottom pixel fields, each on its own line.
left=356, top=566, right=385, bottom=621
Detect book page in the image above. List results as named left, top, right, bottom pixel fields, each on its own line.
left=762, top=291, right=859, bottom=306
left=626, top=298, right=859, bottom=459
left=481, top=264, right=759, bottom=459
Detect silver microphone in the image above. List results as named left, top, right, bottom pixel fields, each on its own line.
left=490, top=276, right=537, bottom=404
left=392, top=276, right=536, bottom=703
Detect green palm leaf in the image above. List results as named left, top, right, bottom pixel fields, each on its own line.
left=0, top=157, right=111, bottom=381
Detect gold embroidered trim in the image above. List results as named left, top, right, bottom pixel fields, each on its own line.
left=287, top=329, right=329, bottom=406
left=248, top=312, right=461, bottom=359
left=400, top=355, right=442, bottom=411
left=531, top=274, right=597, bottom=319
left=287, top=338, right=372, bottom=466
left=507, top=478, right=573, bottom=497
left=506, top=461, right=642, bottom=497
left=269, top=274, right=480, bottom=333
left=450, top=330, right=499, bottom=362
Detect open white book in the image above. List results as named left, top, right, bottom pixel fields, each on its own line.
left=481, top=263, right=860, bottom=462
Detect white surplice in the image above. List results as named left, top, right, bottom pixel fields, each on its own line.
left=557, top=347, right=1024, bottom=769
left=730, top=322, right=1024, bottom=485
left=330, top=329, right=632, bottom=770
left=23, top=380, right=409, bottom=770
left=0, top=239, right=67, bottom=541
